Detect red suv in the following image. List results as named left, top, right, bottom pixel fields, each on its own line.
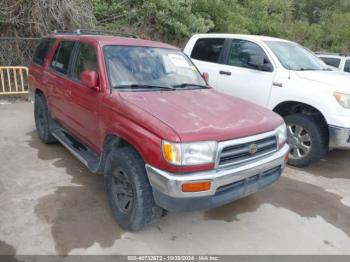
left=29, top=30, right=289, bottom=231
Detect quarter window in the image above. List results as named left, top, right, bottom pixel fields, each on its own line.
left=319, top=57, right=341, bottom=68
left=51, top=41, right=76, bottom=75
left=72, top=43, right=99, bottom=81
left=33, top=38, right=56, bottom=65
left=228, top=39, right=272, bottom=71
left=344, top=60, right=350, bottom=73
left=190, top=38, right=225, bottom=63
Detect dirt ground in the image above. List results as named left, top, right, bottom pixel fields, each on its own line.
left=1, top=101, right=350, bottom=255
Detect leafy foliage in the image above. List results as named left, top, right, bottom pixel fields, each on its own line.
left=91, top=0, right=350, bottom=51
left=1, top=0, right=350, bottom=52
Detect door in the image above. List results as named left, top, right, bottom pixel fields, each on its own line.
left=214, top=39, right=275, bottom=107
left=189, top=38, right=229, bottom=86
left=65, top=42, right=102, bottom=151
left=45, top=40, right=76, bottom=125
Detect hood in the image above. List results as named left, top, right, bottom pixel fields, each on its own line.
left=294, top=70, right=350, bottom=92
left=119, top=89, right=283, bottom=142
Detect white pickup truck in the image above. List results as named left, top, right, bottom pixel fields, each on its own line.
left=184, top=34, right=350, bottom=167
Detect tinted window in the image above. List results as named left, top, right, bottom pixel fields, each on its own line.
left=33, top=38, right=55, bottom=65
left=190, top=38, right=225, bottom=63
left=228, top=39, right=271, bottom=71
left=319, top=57, right=341, bottom=68
left=344, top=60, right=350, bottom=73
left=72, top=43, right=99, bottom=81
left=51, top=41, right=76, bottom=75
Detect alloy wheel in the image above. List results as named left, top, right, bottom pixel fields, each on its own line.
left=287, top=124, right=312, bottom=160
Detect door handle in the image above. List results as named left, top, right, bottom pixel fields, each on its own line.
left=272, top=82, right=283, bottom=87
left=219, top=70, right=231, bottom=76
left=65, top=89, right=72, bottom=96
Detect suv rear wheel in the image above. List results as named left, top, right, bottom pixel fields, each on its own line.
left=104, top=146, right=163, bottom=231
left=285, top=114, right=328, bottom=167
left=34, top=94, right=57, bottom=144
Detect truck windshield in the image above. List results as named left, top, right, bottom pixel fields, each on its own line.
left=264, top=41, right=328, bottom=71
left=104, top=45, right=207, bottom=90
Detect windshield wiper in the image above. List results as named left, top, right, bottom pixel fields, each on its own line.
left=172, top=83, right=209, bottom=89
left=113, top=84, right=175, bottom=91
left=298, top=68, right=317, bottom=71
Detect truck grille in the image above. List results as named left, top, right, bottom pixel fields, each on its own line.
left=218, top=135, right=277, bottom=167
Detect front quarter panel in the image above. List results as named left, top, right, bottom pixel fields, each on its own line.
left=268, top=71, right=345, bottom=126
left=100, top=94, right=193, bottom=173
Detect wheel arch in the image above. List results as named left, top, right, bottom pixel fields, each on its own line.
left=273, top=100, right=328, bottom=124
left=273, top=100, right=329, bottom=145
left=34, top=88, right=45, bottom=98
left=97, top=134, right=143, bottom=173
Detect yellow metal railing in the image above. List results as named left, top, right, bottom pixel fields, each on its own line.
left=0, top=66, right=28, bottom=95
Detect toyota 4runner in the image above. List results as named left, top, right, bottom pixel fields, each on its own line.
left=29, top=30, right=289, bottom=231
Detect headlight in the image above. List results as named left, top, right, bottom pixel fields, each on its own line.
left=162, top=140, right=217, bottom=166
left=334, top=92, right=350, bottom=108
left=276, top=123, right=287, bottom=146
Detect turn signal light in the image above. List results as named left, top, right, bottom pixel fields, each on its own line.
left=284, top=152, right=289, bottom=163
left=181, top=181, right=211, bottom=192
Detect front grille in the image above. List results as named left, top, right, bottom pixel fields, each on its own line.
left=218, top=135, right=277, bottom=167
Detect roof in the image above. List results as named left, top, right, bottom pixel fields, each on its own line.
left=48, top=33, right=178, bottom=49
left=315, top=52, right=350, bottom=58
left=192, top=33, right=291, bottom=43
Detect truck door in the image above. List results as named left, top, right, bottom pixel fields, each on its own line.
left=214, top=39, right=275, bottom=107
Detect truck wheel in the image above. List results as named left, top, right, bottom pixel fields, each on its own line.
left=34, top=94, right=57, bottom=144
left=285, top=114, right=328, bottom=167
left=104, top=147, right=163, bottom=231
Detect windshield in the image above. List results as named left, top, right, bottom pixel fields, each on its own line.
left=264, top=41, right=328, bottom=71
left=104, top=46, right=206, bottom=90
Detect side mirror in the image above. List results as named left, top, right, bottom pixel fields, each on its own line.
left=80, top=70, right=99, bottom=90
left=202, top=72, right=209, bottom=84
left=248, top=55, right=273, bottom=72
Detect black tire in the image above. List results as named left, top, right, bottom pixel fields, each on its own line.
left=285, top=114, right=328, bottom=167
left=104, top=146, right=163, bottom=231
left=34, top=94, right=57, bottom=144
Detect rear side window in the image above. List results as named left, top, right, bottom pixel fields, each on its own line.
left=72, top=43, right=99, bottom=81
left=33, top=38, right=56, bottom=65
left=319, top=57, right=341, bottom=68
left=51, top=41, right=76, bottom=75
left=190, top=38, right=225, bottom=63
left=344, top=60, right=350, bottom=73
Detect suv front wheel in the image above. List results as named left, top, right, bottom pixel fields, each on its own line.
left=104, top=146, right=163, bottom=231
left=285, top=114, right=328, bottom=167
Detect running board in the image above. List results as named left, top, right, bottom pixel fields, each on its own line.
left=51, top=128, right=100, bottom=172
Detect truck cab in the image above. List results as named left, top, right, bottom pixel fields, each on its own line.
left=184, top=34, right=350, bottom=167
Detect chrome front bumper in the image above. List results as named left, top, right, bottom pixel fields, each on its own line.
left=145, top=144, right=289, bottom=211
left=329, top=125, right=350, bottom=149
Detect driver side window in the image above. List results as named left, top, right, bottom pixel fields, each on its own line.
left=72, top=43, right=99, bottom=82
left=228, top=39, right=271, bottom=71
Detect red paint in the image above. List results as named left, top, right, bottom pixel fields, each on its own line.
left=29, top=34, right=283, bottom=173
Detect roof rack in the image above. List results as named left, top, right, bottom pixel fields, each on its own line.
left=52, top=29, right=138, bottom=39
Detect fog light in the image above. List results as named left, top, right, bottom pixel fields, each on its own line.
left=181, top=181, right=211, bottom=192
